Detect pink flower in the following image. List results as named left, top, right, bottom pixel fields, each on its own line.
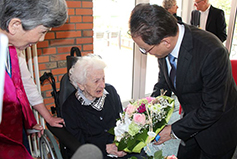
left=133, top=113, right=146, bottom=125
left=166, top=155, right=178, bottom=159
left=145, top=97, right=155, bottom=103
left=125, top=104, right=136, bottom=116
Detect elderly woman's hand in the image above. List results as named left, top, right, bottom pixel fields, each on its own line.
left=106, top=143, right=127, bottom=157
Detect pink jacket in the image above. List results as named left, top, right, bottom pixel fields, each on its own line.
left=0, top=46, right=37, bottom=159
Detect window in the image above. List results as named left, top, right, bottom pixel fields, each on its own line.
left=93, top=0, right=134, bottom=102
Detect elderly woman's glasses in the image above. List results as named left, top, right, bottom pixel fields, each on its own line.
left=139, top=45, right=155, bottom=55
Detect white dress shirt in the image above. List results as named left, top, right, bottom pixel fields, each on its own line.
left=166, top=23, right=185, bottom=76
left=200, top=5, right=210, bottom=30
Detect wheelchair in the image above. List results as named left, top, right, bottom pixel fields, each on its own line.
left=39, top=47, right=82, bottom=159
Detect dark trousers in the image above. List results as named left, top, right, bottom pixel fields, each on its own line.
left=177, top=138, right=236, bottom=159
left=23, top=128, right=31, bottom=154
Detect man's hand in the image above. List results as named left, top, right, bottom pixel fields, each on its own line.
left=154, top=125, right=172, bottom=145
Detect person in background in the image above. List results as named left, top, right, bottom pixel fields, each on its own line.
left=62, top=54, right=147, bottom=159
left=190, top=0, right=227, bottom=42
left=129, top=3, right=237, bottom=159
left=18, top=53, right=64, bottom=128
left=0, top=0, right=68, bottom=158
left=162, top=0, right=182, bottom=23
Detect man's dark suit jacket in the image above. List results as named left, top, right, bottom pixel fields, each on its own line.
left=151, top=24, right=237, bottom=155
left=190, top=5, right=227, bottom=42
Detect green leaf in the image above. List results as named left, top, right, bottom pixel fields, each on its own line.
left=107, top=127, right=114, bottom=135
left=117, top=138, right=129, bottom=151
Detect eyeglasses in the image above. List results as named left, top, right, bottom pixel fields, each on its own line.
left=139, top=45, right=156, bottom=55
left=194, top=0, right=204, bottom=5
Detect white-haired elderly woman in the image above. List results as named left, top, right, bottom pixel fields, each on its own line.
left=162, top=0, right=182, bottom=23
left=62, top=54, right=147, bottom=159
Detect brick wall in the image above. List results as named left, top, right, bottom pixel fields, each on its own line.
left=37, top=0, right=93, bottom=112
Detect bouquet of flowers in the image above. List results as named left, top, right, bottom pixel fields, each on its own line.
left=109, top=93, right=175, bottom=156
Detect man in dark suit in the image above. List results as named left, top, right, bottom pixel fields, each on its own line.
left=190, top=0, right=227, bottom=42
left=129, top=3, right=237, bottom=159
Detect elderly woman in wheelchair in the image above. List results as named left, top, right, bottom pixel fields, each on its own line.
left=62, top=54, right=146, bottom=159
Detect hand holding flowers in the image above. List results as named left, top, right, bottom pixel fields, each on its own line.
left=106, top=143, right=127, bottom=157
left=154, top=125, right=173, bottom=145
left=109, top=93, right=175, bottom=158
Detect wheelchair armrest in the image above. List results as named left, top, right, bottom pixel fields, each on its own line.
left=46, top=123, right=81, bottom=153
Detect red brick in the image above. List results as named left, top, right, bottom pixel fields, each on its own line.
left=83, top=44, right=93, bottom=51
left=36, top=49, right=43, bottom=55
left=82, top=1, right=93, bottom=8
left=52, top=68, right=67, bottom=75
left=38, top=55, right=49, bottom=63
left=39, top=63, right=47, bottom=70
left=45, top=32, right=55, bottom=40
left=76, top=23, right=93, bottom=29
left=76, top=9, right=92, bottom=15
left=57, top=46, right=74, bottom=54
left=52, top=24, right=75, bottom=31
left=83, top=30, right=93, bottom=37
left=76, top=37, right=93, bottom=44
left=68, top=8, right=75, bottom=15
left=50, top=54, right=68, bottom=61
left=50, top=39, right=75, bottom=46
left=56, top=31, right=81, bottom=38
left=42, top=47, right=57, bottom=55
left=44, top=97, right=55, bottom=105
left=67, top=1, right=81, bottom=8
left=37, top=41, right=49, bottom=48
left=83, top=16, right=93, bottom=22
left=41, top=83, right=53, bottom=92
left=70, top=16, right=82, bottom=23
left=45, top=90, right=54, bottom=98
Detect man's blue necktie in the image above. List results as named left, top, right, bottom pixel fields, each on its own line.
left=168, top=54, right=177, bottom=87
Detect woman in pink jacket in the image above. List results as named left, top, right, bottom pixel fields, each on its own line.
left=0, top=0, right=68, bottom=158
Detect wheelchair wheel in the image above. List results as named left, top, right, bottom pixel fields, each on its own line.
left=39, top=129, right=63, bottom=159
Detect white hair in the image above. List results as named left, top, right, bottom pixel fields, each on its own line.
left=162, top=0, right=176, bottom=10
left=69, top=54, right=106, bottom=89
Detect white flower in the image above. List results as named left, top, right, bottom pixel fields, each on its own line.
left=114, top=114, right=132, bottom=141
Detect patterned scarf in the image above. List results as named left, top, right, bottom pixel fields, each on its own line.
left=75, top=88, right=108, bottom=111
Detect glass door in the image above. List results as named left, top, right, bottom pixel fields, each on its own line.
left=226, top=0, right=237, bottom=59
left=229, top=15, right=237, bottom=60
left=93, top=0, right=135, bottom=102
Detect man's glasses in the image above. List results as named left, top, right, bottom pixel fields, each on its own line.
left=139, top=45, right=155, bottom=55
left=194, top=0, right=204, bottom=5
